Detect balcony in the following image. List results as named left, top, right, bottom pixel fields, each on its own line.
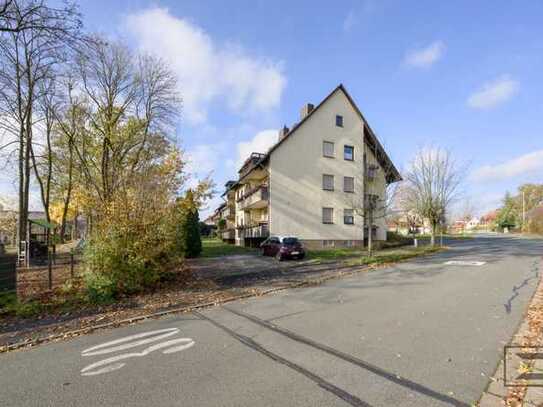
left=239, top=223, right=269, bottom=239
left=220, top=205, right=235, bottom=219
left=365, top=164, right=379, bottom=182
left=238, top=185, right=269, bottom=210
left=238, top=153, right=266, bottom=179
left=220, top=229, right=235, bottom=241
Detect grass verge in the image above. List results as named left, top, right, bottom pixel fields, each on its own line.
left=307, top=245, right=443, bottom=265
left=201, top=238, right=258, bottom=258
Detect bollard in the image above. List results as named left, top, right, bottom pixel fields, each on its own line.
left=414, top=238, right=418, bottom=248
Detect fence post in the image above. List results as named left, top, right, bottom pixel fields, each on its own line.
left=70, top=250, right=74, bottom=280
left=48, top=248, right=52, bottom=290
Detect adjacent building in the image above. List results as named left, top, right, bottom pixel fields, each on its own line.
left=214, top=84, right=401, bottom=248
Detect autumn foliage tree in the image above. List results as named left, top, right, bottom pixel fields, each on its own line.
left=64, top=39, right=197, bottom=299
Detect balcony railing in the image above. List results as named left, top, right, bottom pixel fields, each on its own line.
left=238, top=185, right=269, bottom=209
left=365, top=164, right=379, bottom=182
left=238, top=153, right=266, bottom=178
left=238, top=223, right=269, bottom=239
left=220, top=229, right=235, bottom=240
left=220, top=205, right=235, bottom=219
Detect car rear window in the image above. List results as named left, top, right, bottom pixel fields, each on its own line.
left=282, top=237, right=299, bottom=245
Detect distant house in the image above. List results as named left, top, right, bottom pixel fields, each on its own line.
left=465, top=217, right=480, bottom=230
left=479, top=210, right=499, bottom=231
left=451, top=220, right=466, bottom=234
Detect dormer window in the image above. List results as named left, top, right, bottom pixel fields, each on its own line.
left=336, top=115, right=343, bottom=127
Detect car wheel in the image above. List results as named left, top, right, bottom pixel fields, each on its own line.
left=298, top=254, right=305, bottom=260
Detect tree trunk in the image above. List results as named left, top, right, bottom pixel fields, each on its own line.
left=59, top=143, right=74, bottom=243
left=430, top=222, right=437, bottom=247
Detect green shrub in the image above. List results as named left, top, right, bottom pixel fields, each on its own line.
left=13, top=300, right=44, bottom=318
left=83, top=271, right=117, bottom=304
left=0, top=291, right=17, bottom=310
left=177, top=190, right=202, bottom=258
left=385, top=231, right=414, bottom=248
left=0, top=293, right=44, bottom=318
left=82, top=222, right=171, bottom=298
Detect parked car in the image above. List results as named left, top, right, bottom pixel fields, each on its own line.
left=260, top=236, right=305, bottom=260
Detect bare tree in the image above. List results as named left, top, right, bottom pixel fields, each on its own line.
left=403, top=148, right=464, bottom=246
left=50, top=74, right=84, bottom=242
left=350, top=130, right=401, bottom=256
left=72, top=39, right=181, bottom=210
left=0, top=0, right=82, bottom=262
left=0, top=1, right=81, bottom=34
left=392, top=183, right=424, bottom=237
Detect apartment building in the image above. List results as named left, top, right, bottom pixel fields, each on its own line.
left=215, top=84, right=401, bottom=249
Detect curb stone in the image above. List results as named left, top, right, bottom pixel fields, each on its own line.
left=0, top=263, right=374, bottom=353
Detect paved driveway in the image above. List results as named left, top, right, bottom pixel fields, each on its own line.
left=1, top=235, right=542, bottom=406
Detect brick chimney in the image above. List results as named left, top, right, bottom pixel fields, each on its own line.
left=300, top=103, right=314, bottom=120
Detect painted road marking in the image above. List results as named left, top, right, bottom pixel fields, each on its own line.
left=444, top=260, right=486, bottom=266
left=81, top=328, right=195, bottom=376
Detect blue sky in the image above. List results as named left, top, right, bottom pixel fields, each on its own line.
left=2, top=1, right=543, bottom=218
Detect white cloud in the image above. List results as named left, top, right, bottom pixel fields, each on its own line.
left=125, top=7, right=287, bottom=124
left=236, top=129, right=278, bottom=169
left=186, top=144, right=221, bottom=175
left=467, top=75, right=519, bottom=110
left=343, top=10, right=357, bottom=32
left=403, top=41, right=445, bottom=68
left=471, top=149, right=543, bottom=182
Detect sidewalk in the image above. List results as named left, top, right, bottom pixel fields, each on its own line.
left=479, top=257, right=543, bottom=406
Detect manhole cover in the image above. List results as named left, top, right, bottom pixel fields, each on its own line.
left=444, top=260, right=486, bottom=266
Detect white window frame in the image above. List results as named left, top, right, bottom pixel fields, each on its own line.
left=323, top=141, right=335, bottom=158
left=343, top=176, right=354, bottom=193
left=322, top=174, right=334, bottom=191
left=344, top=145, right=354, bottom=161
left=344, top=208, right=354, bottom=225
left=322, top=207, right=334, bottom=224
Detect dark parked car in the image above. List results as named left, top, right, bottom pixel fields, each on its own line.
left=261, top=236, right=305, bottom=261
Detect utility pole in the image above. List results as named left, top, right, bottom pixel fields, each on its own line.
left=522, top=190, right=526, bottom=232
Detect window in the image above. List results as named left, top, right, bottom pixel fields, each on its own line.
left=343, top=176, right=354, bottom=193
left=336, top=115, right=343, bottom=127
left=323, top=141, right=334, bottom=158
left=323, top=240, right=335, bottom=248
left=344, top=145, right=354, bottom=161
left=322, top=207, right=334, bottom=224
left=322, top=174, right=334, bottom=191
left=345, top=240, right=355, bottom=247
left=282, top=237, right=299, bottom=245
left=344, top=209, right=354, bottom=225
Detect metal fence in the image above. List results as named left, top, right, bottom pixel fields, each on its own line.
left=5, top=251, right=82, bottom=298
left=0, top=254, right=17, bottom=293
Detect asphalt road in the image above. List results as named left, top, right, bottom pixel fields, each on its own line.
left=1, top=235, right=542, bottom=406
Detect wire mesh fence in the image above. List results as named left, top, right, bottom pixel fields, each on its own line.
left=15, top=252, right=83, bottom=298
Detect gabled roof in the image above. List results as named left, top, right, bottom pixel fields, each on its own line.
left=223, top=84, right=402, bottom=196
left=265, top=84, right=402, bottom=183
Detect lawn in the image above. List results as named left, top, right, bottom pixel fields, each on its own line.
left=200, top=238, right=258, bottom=258
left=307, top=245, right=443, bottom=265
